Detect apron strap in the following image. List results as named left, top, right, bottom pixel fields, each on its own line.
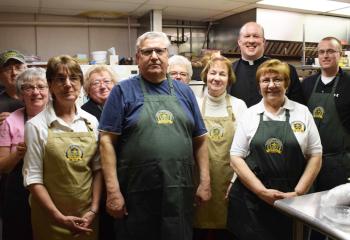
left=201, top=94, right=235, bottom=121
left=259, top=109, right=290, bottom=122
left=312, top=74, right=340, bottom=95
left=225, top=94, right=235, bottom=121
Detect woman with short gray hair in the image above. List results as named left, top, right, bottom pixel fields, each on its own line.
left=0, top=67, right=49, bottom=240
left=168, top=55, right=193, bottom=84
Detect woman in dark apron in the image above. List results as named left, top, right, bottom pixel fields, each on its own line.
left=0, top=68, right=49, bottom=240
left=227, top=59, right=322, bottom=240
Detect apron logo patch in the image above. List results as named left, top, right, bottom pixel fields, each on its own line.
left=291, top=121, right=306, bottom=133
left=313, top=106, right=324, bottom=119
left=156, top=110, right=174, bottom=124
left=65, top=144, right=83, bottom=161
left=265, top=138, right=283, bottom=154
left=208, top=124, right=224, bottom=141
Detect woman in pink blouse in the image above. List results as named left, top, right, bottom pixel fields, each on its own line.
left=0, top=67, right=49, bottom=240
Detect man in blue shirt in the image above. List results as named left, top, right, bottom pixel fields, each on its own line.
left=99, top=31, right=211, bottom=240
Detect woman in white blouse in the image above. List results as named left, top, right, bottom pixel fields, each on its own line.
left=23, top=55, right=102, bottom=240
left=227, top=59, right=322, bottom=240
left=193, top=56, right=247, bottom=240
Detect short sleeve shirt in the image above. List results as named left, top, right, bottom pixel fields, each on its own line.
left=23, top=101, right=101, bottom=186
left=99, top=75, right=207, bottom=137
left=230, top=97, right=322, bottom=158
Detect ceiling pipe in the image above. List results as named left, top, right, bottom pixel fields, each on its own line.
left=163, top=24, right=207, bottom=29
left=0, top=21, right=140, bottom=27
left=0, top=21, right=207, bottom=29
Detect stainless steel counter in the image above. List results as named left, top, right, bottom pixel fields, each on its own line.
left=274, top=191, right=350, bottom=240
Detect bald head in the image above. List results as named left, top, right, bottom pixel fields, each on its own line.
left=239, top=22, right=265, bottom=38
left=238, top=22, right=266, bottom=61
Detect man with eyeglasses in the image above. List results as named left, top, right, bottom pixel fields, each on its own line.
left=0, top=50, right=27, bottom=125
left=302, top=36, right=350, bottom=196
left=99, top=31, right=211, bottom=240
left=229, top=22, right=305, bottom=107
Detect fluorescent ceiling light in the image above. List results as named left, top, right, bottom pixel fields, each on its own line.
left=257, top=0, right=350, bottom=12
left=329, top=7, right=350, bottom=16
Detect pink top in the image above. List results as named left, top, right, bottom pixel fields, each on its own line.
left=0, top=108, right=25, bottom=152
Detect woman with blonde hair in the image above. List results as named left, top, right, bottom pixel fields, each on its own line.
left=227, top=59, right=322, bottom=240
left=82, top=65, right=118, bottom=120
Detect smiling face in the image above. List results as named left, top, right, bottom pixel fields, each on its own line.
left=207, top=61, right=229, bottom=97
left=238, top=22, right=265, bottom=61
left=136, top=38, right=169, bottom=83
left=318, top=39, right=341, bottom=75
left=259, top=72, right=286, bottom=107
left=21, top=78, right=49, bottom=111
left=88, top=71, right=114, bottom=105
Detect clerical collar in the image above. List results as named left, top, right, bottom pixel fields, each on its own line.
left=241, top=56, right=266, bottom=66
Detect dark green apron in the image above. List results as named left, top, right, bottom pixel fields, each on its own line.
left=307, top=75, right=350, bottom=191
left=115, top=77, right=195, bottom=240
left=227, top=109, right=306, bottom=240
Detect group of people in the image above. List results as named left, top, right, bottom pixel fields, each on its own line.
left=0, top=20, right=348, bottom=240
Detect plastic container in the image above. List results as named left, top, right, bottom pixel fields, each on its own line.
left=91, top=51, right=107, bottom=64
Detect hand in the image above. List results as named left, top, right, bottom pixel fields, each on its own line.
left=15, top=142, right=27, bottom=159
left=55, top=214, right=93, bottom=235
left=106, top=191, right=128, bottom=218
left=257, top=188, right=285, bottom=205
left=275, top=191, right=298, bottom=199
left=0, top=112, right=10, bottom=125
left=225, top=182, right=233, bottom=200
left=195, top=181, right=211, bottom=206
left=80, top=210, right=96, bottom=229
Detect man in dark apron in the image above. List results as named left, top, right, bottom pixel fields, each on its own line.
left=302, top=36, right=350, bottom=192
left=302, top=36, right=350, bottom=240
left=99, top=31, right=211, bottom=240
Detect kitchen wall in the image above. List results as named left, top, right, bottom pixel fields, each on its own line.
left=0, top=13, right=138, bottom=61
left=257, top=8, right=349, bottom=43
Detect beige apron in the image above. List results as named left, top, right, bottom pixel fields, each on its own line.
left=194, top=95, right=236, bottom=229
left=30, top=120, right=98, bottom=240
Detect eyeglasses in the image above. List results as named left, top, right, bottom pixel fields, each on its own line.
left=2, top=65, right=26, bottom=74
left=169, top=71, right=188, bottom=78
left=90, top=78, right=113, bottom=88
left=54, top=75, right=81, bottom=86
left=21, top=84, right=48, bottom=93
left=139, top=48, right=167, bottom=56
left=260, top=78, right=284, bottom=86
left=318, top=49, right=339, bottom=56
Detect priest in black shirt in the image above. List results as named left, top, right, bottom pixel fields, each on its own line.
left=229, top=22, right=305, bottom=107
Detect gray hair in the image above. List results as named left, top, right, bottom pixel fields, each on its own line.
left=83, top=65, right=118, bottom=95
left=168, top=55, right=193, bottom=79
left=136, top=31, right=171, bottom=51
left=16, top=67, right=47, bottom=95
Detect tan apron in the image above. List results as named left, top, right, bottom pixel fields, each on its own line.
left=194, top=95, right=236, bottom=229
left=30, top=120, right=98, bottom=240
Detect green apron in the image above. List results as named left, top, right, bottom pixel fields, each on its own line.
left=227, top=109, right=306, bottom=240
left=194, top=95, right=235, bottom=229
left=115, top=78, right=195, bottom=240
left=30, top=119, right=98, bottom=240
left=307, top=75, right=350, bottom=191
